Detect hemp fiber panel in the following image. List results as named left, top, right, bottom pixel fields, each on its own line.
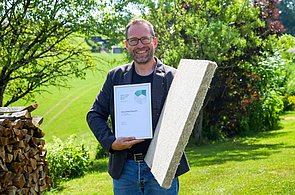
left=145, top=59, right=217, bottom=188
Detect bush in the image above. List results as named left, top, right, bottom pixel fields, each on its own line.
left=95, top=144, right=108, bottom=159
left=286, top=96, right=295, bottom=110
left=238, top=52, right=286, bottom=133
left=46, top=135, right=90, bottom=189
left=262, top=90, right=284, bottom=129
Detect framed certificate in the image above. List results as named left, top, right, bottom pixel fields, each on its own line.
left=114, top=83, right=153, bottom=139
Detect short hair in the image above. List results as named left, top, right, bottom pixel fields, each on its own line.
left=125, top=18, right=155, bottom=39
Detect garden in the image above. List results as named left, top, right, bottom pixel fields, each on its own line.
left=1, top=0, right=295, bottom=194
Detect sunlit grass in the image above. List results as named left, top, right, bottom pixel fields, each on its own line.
left=13, top=53, right=127, bottom=155
left=45, top=112, right=295, bottom=195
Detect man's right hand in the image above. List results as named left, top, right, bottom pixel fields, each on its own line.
left=111, top=137, right=144, bottom=150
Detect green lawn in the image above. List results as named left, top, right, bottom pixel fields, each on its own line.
left=11, top=52, right=294, bottom=194
left=46, top=111, right=295, bottom=195
left=14, top=53, right=127, bottom=154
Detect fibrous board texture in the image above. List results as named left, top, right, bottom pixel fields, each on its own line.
left=145, top=59, right=217, bottom=189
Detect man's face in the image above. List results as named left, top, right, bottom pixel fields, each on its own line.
left=125, top=23, right=157, bottom=64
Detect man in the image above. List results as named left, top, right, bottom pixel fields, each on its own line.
left=87, top=18, right=189, bottom=194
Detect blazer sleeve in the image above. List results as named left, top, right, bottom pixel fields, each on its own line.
left=86, top=71, right=116, bottom=153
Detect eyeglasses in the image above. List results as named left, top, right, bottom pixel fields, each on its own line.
left=127, top=36, right=154, bottom=46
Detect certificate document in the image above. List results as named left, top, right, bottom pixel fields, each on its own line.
left=114, top=83, right=153, bottom=139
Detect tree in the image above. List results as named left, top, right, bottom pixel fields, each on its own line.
left=254, top=0, right=285, bottom=35
left=0, top=0, right=104, bottom=106
left=132, top=0, right=292, bottom=143
left=95, top=1, right=137, bottom=47
left=278, top=0, right=295, bottom=36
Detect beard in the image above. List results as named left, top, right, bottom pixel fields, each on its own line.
left=129, top=47, right=154, bottom=64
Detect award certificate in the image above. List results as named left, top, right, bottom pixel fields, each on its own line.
left=114, top=83, right=153, bottom=139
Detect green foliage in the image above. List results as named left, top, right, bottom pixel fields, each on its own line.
left=94, top=1, right=135, bottom=46
left=45, top=112, right=295, bottom=194
left=46, top=135, right=90, bottom=189
left=0, top=0, right=103, bottom=106
left=129, top=0, right=293, bottom=140
left=95, top=144, right=108, bottom=159
left=85, top=38, right=102, bottom=53
left=279, top=0, right=295, bottom=36
left=287, top=96, right=295, bottom=110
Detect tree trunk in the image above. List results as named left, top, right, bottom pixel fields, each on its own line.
left=193, top=109, right=203, bottom=145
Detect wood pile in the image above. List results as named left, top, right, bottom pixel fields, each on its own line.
left=0, top=104, right=50, bottom=195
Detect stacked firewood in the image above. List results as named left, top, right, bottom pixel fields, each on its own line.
left=0, top=104, right=50, bottom=195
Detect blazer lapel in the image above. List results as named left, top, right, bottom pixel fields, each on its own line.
left=152, top=61, right=166, bottom=121
left=122, top=63, right=133, bottom=85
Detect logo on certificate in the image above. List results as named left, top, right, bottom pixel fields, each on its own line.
left=134, top=90, right=147, bottom=104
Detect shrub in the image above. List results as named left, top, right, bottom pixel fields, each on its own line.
left=287, top=96, right=295, bottom=110
left=95, top=144, right=108, bottom=159
left=46, top=135, right=90, bottom=189
left=262, top=90, right=284, bottom=129
left=238, top=52, right=286, bottom=133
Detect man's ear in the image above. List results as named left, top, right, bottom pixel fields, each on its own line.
left=153, top=37, right=158, bottom=47
left=125, top=40, right=129, bottom=49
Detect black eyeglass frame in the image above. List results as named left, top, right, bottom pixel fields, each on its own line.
left=126, top=36, right=154, bottom=46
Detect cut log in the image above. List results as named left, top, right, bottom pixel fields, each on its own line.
left=39, top=149, right=47, bottom=158
left=28, top=148, right=39, bottom=158
left=6, top=145, right=13, bottom=153
left=33, top=129, right=45, bottom=138
left=30, top=158, right=37, bottom=170
left=5, top=153, right=14, bottom=163
left=13, top=149, right=21, bottom=161
left=0, top=159, right=8, bottom=171
left=21, top=129, right=28, bottom=135
left=39, top=183, right=49, bottom=192
left=0, top=137, right=9, bottom=145
left=0, top=145, right=5, bottom=158
left=0, top=103, right=38, bottom=114
left=21, top=188, right=30, bottom=195
left=32, top=116, right=43, bottom=127
left=32, top=169, right=39, bottom=183
left=1, top=127, right=12, bottom=137
left=13, top=128, right=21, bottom=137
left=23, top=134, right=31, bottom=143
left=12, top=119, right=23, bottom=129
left=0, top=118, right=12, bottom=127
left=0, top=110, right=31, bottom=120
left=14, top=149, right=26, bottom=162
left=16, top=140, right=25, bottom=149
left=2, top=171, right=13, bottom=188
left=38, top=139, right=45, bottom=147
left=34, top=182, right=39, bottom=193
left=13, top=174, right=26, bottom=188
left=29, top=137, right=39, bottom=147
left=29, top=188, right=37, bottom=195
left=23, top=141, right=30, bottom=153
left=8, top=162, right=25, bottom=173
left=6, top=185, right=17, bottom=195
left=27, top=165, right=33, bottom=174
left=23, top=120, right=37, bottom=130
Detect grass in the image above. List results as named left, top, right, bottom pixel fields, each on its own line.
left=11, top=51, right=294, bottom=194
left=45, top=111, right=295, bottom=195
left=181, top=114, right=295, bottom=194
left=13, top=53, right=127, bottom=154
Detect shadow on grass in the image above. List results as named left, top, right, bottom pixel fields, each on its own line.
left=45, top=160, right=109, bottom=194
left=186, top=130, right=288, bottom=167
left=87, top=158, right=108, bottom=173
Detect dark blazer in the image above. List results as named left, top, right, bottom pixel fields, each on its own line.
left=87, top=58, right=190, bottom=179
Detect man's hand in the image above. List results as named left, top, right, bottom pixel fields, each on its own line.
left=111, top=137, right=144, bottom=150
